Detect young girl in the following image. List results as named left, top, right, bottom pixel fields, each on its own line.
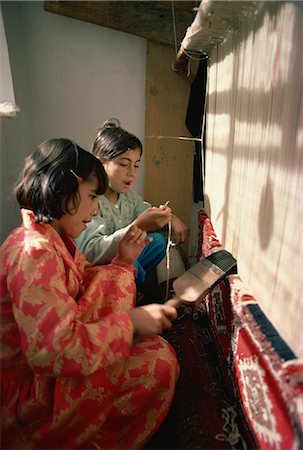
left=76, top=118, right=189, bottom=285
left=0, top=138, right=180, bottom=449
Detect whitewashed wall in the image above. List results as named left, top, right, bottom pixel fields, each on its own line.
left=0, top=1, right=146, bottom=243
left=206, top=2, right=303, bottom=357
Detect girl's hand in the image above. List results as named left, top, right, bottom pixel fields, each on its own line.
left=128, top=303, right=178, bottom=336
left=117, top=225, right=152, bottom=264
left=164, top=297, right=182, bottom=309
left=171, top=214, right=189, bottom=244
left=133, top=206, right=171, bottom=231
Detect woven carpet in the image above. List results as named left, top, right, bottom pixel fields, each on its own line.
left=145, top=299, right=258, bottom=450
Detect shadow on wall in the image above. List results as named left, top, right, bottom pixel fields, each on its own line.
left=258, top=177, right=274, bottom=251
left=203, top=193, right=211, bottom=219
left=211, top=1, right=301, bottom=249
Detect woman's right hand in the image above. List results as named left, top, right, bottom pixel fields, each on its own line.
left=128, top=303, right=178, bottom=336
left=133, top=205, right=171, bottom=232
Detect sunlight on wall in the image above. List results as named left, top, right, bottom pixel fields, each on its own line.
left=206, top=2, right=303, bottom=357
left=209, top=113, right=231, bottom=149
left=214, top=52, right=234, bottom=93
left=234, top=121, right=282, bottom=150
left=239, top=9, right=294, bottom=92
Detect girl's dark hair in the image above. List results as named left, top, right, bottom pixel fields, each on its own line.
left=14, top=138, right=108, bottom=223
left=92, top=118, right=143, bottom=162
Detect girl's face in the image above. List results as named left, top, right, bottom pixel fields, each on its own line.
left=51, top=176, right=99, bottom=238
left=103, top=148, right=141, bottom=199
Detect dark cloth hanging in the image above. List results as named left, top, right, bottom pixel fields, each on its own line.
left=185, top=58, right=208, bottom=203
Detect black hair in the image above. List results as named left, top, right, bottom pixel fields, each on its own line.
left=92, top=118, right=143, bottom=162
left=14, top=138, right=108, bottom=223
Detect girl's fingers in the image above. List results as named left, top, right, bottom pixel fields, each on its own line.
left=125, top=225, right=152, bottom=250
left=126, top=225, right=142, bottom=240
left=125, top=225, right=137, bottom=241
left=161, top=315, right=173, bottom=331
left=159, top=200, right=170, bottom=210
left=127, top=228, right=148, bottom=246
left=165, top=298, right=182, bottom=310
left=134, top=229, right=147, bottom=244
left=161, top=304, right=178, bottom=321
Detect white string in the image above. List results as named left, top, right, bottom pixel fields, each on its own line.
left=146, top=135, right=202, bottom=142
left=165, top=215, right=173, bottom=302
left=171, top=0, right=178, bottom=55
left=182, top=48, right=209, bottom=62
left=215, top=407, right=247, bottom=449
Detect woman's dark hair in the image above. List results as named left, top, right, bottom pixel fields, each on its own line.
left=14, top=138, right=107, bottom=223
left=92, top=118, right=143, bottom=162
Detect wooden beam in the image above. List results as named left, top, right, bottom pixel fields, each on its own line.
left=44, top=1, right=197, bottom=46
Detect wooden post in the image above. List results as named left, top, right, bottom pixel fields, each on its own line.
left=144, top=41, right=195, bottom=235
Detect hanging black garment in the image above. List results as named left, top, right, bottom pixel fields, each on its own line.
left=185, top=58, right=207, bottom=203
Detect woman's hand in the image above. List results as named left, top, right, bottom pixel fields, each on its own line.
left=171, top=214, right=189, bottom=244
left=128, top=303, right=178, bottom=336
left=116, top=225, right=152, bottom=264
left=133, top=205, right=171, bottom=232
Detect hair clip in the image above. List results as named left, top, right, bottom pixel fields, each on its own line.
left=70, top=169, right=83, bottom=183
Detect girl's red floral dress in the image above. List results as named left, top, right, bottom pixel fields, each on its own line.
left=0, top=210, right=179, bottom=449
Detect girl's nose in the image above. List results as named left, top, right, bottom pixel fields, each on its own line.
left=128, top=165, right=135, bottom=176
left=91, top=209, right=98, bottom=217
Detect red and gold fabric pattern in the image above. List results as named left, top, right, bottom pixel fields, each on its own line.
left=0, top=210, right=179, bottom=449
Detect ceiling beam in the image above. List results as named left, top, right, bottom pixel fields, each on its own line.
left=44, top=1, right=198, bottom=47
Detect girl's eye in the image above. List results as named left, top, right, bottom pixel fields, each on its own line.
left=135, top=165, right=140, bottom=169
left=120, top=163, right=128, bottom=168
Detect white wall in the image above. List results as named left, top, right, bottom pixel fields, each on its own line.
left=0, top=1, right=147, bottom=243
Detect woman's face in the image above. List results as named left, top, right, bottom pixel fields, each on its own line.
left=51, top=175, right=99, bottom=238
left=103, top=148, right=141, bottom=196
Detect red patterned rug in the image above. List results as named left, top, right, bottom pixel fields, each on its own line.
left=145, top=301, right=258, bottom=450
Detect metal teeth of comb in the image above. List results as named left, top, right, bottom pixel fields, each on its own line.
left=206, top=250, right=237, bottom=275
left=172, top=250, right=237, bottom=305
